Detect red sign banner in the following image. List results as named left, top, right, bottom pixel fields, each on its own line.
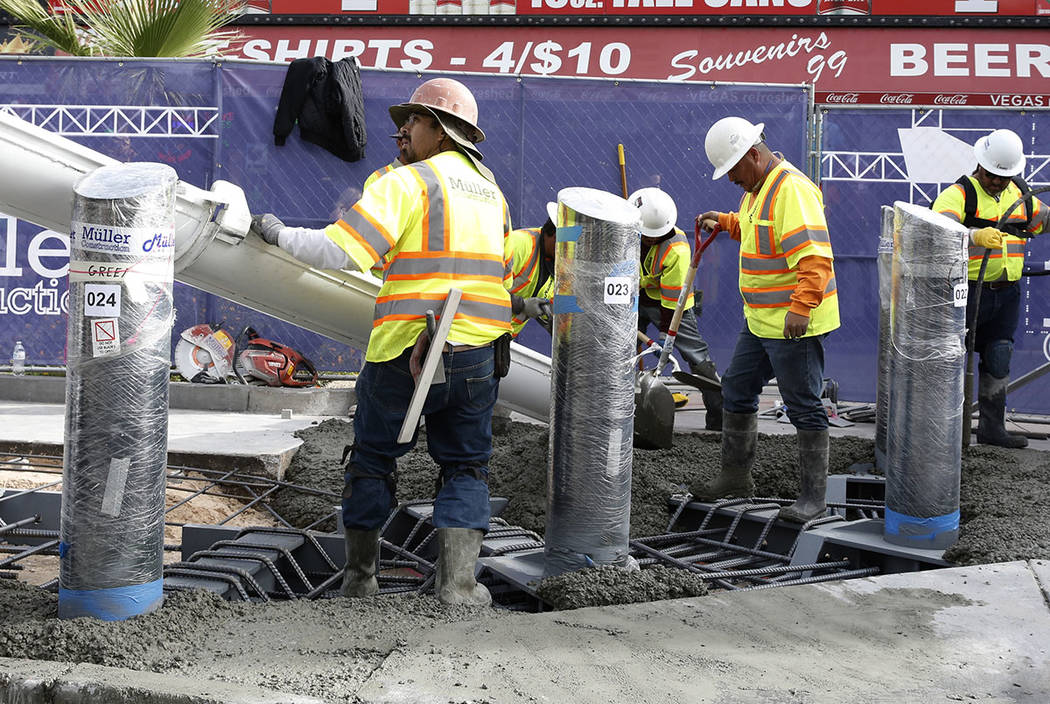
left=231, top=25, right=1050, bottom=106
left=243, top=0, right=1046, bottom=16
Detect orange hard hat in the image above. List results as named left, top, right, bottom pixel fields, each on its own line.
left=388, top=77, right=486, bottom=149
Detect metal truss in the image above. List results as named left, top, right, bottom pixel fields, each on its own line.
left=0, top=104, right=220, bottom=138
left=819, top=108, right=1050, bottom=205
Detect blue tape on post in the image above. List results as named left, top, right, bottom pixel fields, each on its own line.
left=58, top=578, right=163, bottom=621
left=554, top=295, right=583, bottom=314
left=884, top=508, right=960, bottom=541
left=556, top=225, right=582, bottom=242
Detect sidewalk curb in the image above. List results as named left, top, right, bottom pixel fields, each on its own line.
left=0, top=657, right=326, bottom=704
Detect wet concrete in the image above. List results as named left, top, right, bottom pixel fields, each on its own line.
left=2, top=419, right=1050, bottom=702
left=271, top=418, right=1050, bottom=570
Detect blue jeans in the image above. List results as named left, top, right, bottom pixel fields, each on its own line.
left=722, top=325, right=828, bottom=431
left=967, top=281, right=1019, bottom=379
left=343, top=344, right=499, bottom=532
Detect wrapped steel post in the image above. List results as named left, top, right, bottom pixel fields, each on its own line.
left=59, top=163, right=177, bottom=620
left=885, top=201, right=967, bottom=550
left=543, top=187, right=640, bottom=577
left=874, top=205, right=894, bottom=471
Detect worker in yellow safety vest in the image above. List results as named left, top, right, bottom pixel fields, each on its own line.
left=503, top=201, right=556, bottom=337
left=630, top=187, right=723, bottom=431
left=357, top=134, right=408, bottom=279
left=691, top=116, right=840, bottom=524
left=932, top=128, right=1049, bottom=448
left=250, top=78, right=511, bottom=607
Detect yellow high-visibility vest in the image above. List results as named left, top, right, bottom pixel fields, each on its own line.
left=735, top=160, right=839, bottom=339
left=325, top=150, right=512, bottom=362
left=363, top=159, right=401, bottom=190
left=933, top=176, right=1047, bottom=282
left=640, top=227, right=694, bottom=311
left=503, top=226, right=553, bottom=335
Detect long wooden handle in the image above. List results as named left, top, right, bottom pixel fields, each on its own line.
left=655, top=224, right=721, bottom=373
left=618, top=144, right=628, bottom=199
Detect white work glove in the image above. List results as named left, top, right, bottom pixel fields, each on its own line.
left=250, top=213, right=285, bottom=246
left=521, top=297, right=552, bottom=320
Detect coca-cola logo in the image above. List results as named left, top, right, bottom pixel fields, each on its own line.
left=933, top=94, right=968, bottom=105
left=824, top=93, right=859, bottom=104
left=816, top=0, right=870, bottom=15
left=880, top=93, right=914, bottom=104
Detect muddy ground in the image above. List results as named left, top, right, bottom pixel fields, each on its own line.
left=0, top=420, right=1048, bottom=703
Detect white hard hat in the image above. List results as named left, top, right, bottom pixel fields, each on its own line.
left=705, top=117, right=765, bottom=180
left=546, top=201, right=558, bottom=225
left=628, top=187, right=677, bottom=237
left=973, top=129, right=1025, bottom=177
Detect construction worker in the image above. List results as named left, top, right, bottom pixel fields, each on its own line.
left=504, top=201, right=556, bottom=337
left=630, top=187, right=723, bottom=431
left=691, top=117, right=839, bottom=523
left=250, top=78, right=511, bottom=606
left=932, top=128, right=1049, bottom=448
left=359, top=135, right=408, bottom=279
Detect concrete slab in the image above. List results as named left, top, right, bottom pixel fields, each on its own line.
left=0, top=376, right=354, bottom=416
left=0, top=656, right=325, bottom=704
left=0, top=401, right=332, bottom=479
left=357, top=561, right=1050, bottom=704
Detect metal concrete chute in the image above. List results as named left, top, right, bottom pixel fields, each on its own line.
left=0, top=109, right=552, bottom=420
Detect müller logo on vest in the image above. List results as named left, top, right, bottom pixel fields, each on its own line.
left=816, top=0, right=870, bottom=15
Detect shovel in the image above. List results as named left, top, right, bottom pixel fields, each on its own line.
left=634, top=332, right=676, bottom=450
left=632, top=225, right=720, bottom=449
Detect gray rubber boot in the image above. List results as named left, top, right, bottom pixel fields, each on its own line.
left=778, top=429, right=829, bottom=524
left=435, top=527, right=492, bottom=606
left=341, top=527, right=380, bottom=597
left=692, top=360, right=724, bottom=432
left=976, top=373, right=1027, bottom=449
left=690, top=410, right=756, bottom=500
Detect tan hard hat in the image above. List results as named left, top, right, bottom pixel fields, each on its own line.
left=388, top=78, right=486, bottom=152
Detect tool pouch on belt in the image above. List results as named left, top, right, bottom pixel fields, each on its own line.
left=494, top=333, right=512, bottom=379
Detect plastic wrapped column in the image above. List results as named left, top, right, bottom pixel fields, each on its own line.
left=59, top=163, right=177, bottom=620
left=885, top=201, right=967, bottom=550
left=543, top=187, right=640, bottom=577
left=874, top=205, right=894, bottom=471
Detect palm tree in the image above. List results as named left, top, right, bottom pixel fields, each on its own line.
left=0, top=0, right=246, bottom=58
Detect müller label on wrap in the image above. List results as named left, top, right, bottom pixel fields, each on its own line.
left=70, top=221, right=175, bottom=259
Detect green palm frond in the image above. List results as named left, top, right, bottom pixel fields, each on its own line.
left=0, top=0, right=246, bottom=58
left=0, top=0, right=94, bottom=56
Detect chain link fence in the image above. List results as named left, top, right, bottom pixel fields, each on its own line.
left=0, top=57, right=810, bottom=379
left=818, top=106, right=1050, bottom=413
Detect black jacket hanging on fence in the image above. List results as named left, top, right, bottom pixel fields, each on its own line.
left=273, top=57, right=367, bottom=162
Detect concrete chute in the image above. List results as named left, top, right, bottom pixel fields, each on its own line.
left=0, top=110, right=551, bottom=421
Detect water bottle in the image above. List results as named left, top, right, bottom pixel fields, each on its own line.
left=11, top=341, right=25, bottom=376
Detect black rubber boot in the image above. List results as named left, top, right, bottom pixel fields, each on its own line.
left=778, top=429, right=829, bottom=524
left=690, top=410, right=756, bottom=500
left=435, top=527, right=491, bottom=606
left=976, top=373, right=1028, bottom=449
left=691, top=360, right=723, bottom=432
left=341, top=527, right=380, bottom=597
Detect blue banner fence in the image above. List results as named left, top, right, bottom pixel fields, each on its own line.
left=1, top=57, right=1048, bottom=413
